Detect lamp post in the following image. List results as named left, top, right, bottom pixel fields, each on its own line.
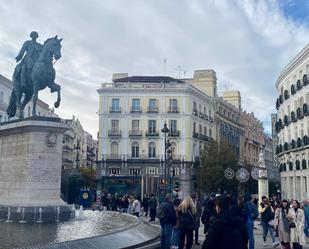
left=161, top=121, right=169, bottom=197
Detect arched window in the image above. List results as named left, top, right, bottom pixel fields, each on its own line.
left=111, top=142, right=119, bottom=156
left=148, top=142, right=156, bottom=158
left=132, top=142, right=139, bottom=158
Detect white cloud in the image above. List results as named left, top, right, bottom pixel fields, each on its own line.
left=0, top=0, right=308, bottom=136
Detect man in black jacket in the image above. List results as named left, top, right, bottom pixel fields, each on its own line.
left=202, top=195, right=248, bottom=249
left=148, top=194, right=158, bottom=221
left=159, top=194, right=177, bottom=249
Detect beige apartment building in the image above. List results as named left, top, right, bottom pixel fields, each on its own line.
left=97, top=72, right=216, bottom=197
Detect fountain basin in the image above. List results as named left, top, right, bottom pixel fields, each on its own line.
left=0, top=211, right=149, bottom=249
left=0, top=205, right=74, bottom=223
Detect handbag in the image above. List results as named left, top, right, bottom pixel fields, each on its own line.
left=268, top=219, right=275, bottom=226
left=289, top=222, right=296, bottom=228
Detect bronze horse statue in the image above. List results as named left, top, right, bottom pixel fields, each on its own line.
left=7, top=36, right=63, bottom=119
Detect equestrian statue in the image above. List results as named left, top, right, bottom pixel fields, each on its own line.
left=7, top=31, right=63, bottom=119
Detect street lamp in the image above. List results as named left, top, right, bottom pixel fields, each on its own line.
left=161, top=121, right=170, bottom=197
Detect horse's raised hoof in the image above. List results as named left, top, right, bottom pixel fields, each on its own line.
left=54, top=101, right=60, bottom=108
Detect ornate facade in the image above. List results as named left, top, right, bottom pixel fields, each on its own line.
left=97, top=73, right=215, bottom=197
left=275, top=44, right=309, bottom=200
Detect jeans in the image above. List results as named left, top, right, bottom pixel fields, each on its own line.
left=293, top=243, right=302, bottom=249
left=247, top=219, right=255, bottom=249
left=179, top=228, right=193, bottom=249
left=261, top=221, right=276, bottom=243
left=304, top=220, right=309, bottom=236
left=171, top=228, right=180, bottom=246
left=161, top=224, right=173, bottom=249
left=120, top=208, right=128, bottom=213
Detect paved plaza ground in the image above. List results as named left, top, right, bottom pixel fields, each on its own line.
left=144, top=217, right=309, bottom=249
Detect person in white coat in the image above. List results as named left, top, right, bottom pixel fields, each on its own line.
left=288, top=200, right=306, bottom=249
left=130, top=196, right=141, bottom=217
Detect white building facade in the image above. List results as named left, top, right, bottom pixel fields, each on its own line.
left=275, top=44, right=309, bottom=200
left=97, top=74, right=215, bottom=197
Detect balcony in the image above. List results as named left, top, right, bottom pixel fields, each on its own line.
left=168, top=130, right=180, bottom=137
left=129, top=130, right=143, bottom=138
left=63, top=145, right=73, bottom=152
left=130, top=107, right=142, bottom=113
left=109, top=107, right=121, bottom=113
left=199, top=134, right=209, bottom=141
left=128, top=154, right=160, bottom=161
left=168, top=107, right=179, bottom=113
left=146, top=131, right=159, bottom=137
left=192, top=109, right=198, bottom=116
left=147, top=106, right=159, bottom=113
left=108, top=130, right=122, bottom=137
left=193, top=132, right=199, bottom=139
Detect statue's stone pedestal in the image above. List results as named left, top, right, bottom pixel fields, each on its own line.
left=0, top=117, right=74, bottom=222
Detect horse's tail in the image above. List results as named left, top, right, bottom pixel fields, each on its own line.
left=7, top=89, right=17, bottom=118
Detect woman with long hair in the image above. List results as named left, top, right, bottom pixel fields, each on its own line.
left=288, top=200, right=306, bottom=249
left=274, top=200, right=291, bottom=249
left=177, top=196, right=197, bottom=249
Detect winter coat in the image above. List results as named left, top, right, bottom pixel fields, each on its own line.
left=159, top=201, right=177, bottom=226
left=259, top=203, right=274, bottom=223
left=202, top=211, right=248, bottom=249
left=178, top=208, right=196, bottom=230
left=288, top=208, right=306, bottom=245
left=149, top=197, right=158, bottom=209
left=193, top=200, right=202, bottom=228
left=131, top=199, right=141, bottom=214
left=274, top=207, right=290, bottom=243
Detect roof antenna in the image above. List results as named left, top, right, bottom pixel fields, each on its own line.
left=175, top=65, right=182, bottom=79
left=163, top=58, right=167, bottom=76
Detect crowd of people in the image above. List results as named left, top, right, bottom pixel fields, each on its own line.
left=157, top=193, right=309, bottom=249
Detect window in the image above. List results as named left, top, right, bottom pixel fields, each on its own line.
left=169, top=99, right=178, bottom=111
left=129, top=168, right=141, bottom=175
left=111, top=98, right=120, bottom=111
left=193, top=101, right=197, bottom=112
left=193, top=122, right=196, bottom=133
left=0, top=91, right=3, bottom=102
left=148, top=142, right=156, bottom=158
left=209, top=128, right=212, bottom=138
left=199, top=124, right=202, bottom=134
left=132, top=120, right=140, bottom=131
left=204, top=127, right=207, bottom=135
left=0, top=115, right=2, bottom=123
left=169, top=120, right=177, bottom=132
left=132, top=142, right=139, bottom=158
left=306, top=64, right=309, bottom=74
left=199, top=104, right=202, bottom=113
left=149, top=99, right=156, bottom=109
left=148, top=120, right=156, bottom=133
left=111, top=142, right=119, bottom=156
left=111, top=120, right=119, bottom=131
left=204, top=107, right=206, bottom=114
left=132, top=99, right=140, bottom=111
left=209, top=110, right=212, bottom=118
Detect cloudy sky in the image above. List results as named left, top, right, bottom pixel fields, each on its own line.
left=0, top=0, right=309, bottom=137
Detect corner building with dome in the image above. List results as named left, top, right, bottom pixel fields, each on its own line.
left=275, top=44, right=309, bottom=200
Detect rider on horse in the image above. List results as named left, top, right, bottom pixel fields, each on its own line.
left=15, top=31, right=42, bottom=88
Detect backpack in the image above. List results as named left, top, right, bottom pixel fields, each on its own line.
left=157, top=203, right=168, bottom=219
left=249, top=203, right=259, bottom=220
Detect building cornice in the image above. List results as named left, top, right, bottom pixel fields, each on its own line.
left=0, top=74, right=13, bottom=89
left=276, top=44, right=309, bottom=90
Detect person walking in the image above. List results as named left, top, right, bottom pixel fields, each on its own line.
left=142, top=194, right=149, bottom=216
left=191, top=193, right=202, bottom=245
left=149, top=193, right=158, bottom=222
left=274, top=200, right=291, bottom=249
left=202, top=195, right=248, bottom=249
left=288, top=200, right=306, bottom=249
left=131, top=196, right=141, bottom=217
left=177, top=196, right=197, bottom=249
left=259, top=196, right=279, bottom=247
left=201, top=193, right=216, bottom=234
left=303, top=200, right=309, bottom=237
left=243, top=193, right=259, bottom=249
left=159, top=194, right=177, bottom=249
left=120, top=195, right=129, bottom=213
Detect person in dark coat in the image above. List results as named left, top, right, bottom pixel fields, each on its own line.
left=191, top=193, right=202, bottom=245
left=149, top=193, right=158, bottom=221
left=201, top=193, right=216, bottom=234
left=101, top=192, right=110, bottom=210
left=142, top=194, right=149, bottom=216
left=111, top=194, right=118, bottom=211
left=160, top=194, right=177, bottom=249
left=202, top=195, right=248, bottom=249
